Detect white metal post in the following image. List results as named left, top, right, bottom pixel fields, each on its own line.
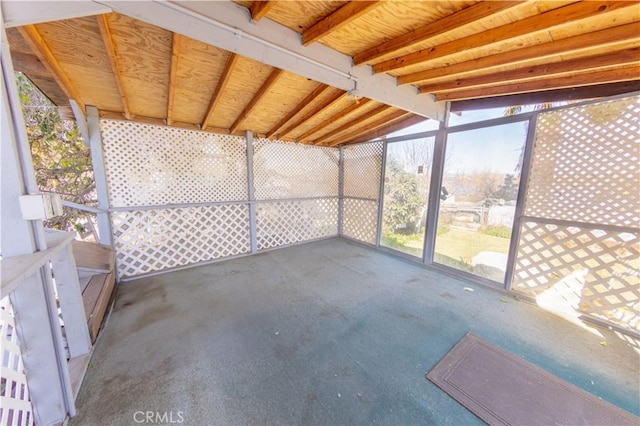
left=86, top=106, right=113, bottom=246
left=338, top=146, right=344, bottom=236
left=375, top=139, right=388, bottom=247
left=245, top=131, right=258, bottom=254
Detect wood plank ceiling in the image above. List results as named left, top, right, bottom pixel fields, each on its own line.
left=7, top=0, right=640, bottom=146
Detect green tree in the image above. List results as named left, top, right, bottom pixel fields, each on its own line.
left=383, top=158, right=424, bottom=234
left=16, top=73, right=96, bottom=233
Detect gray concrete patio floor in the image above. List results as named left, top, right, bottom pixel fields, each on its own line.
left=72, top=238, right=639, bottom=425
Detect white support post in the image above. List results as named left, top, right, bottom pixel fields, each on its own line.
left=338, top=146, right=344, bottom=236
left=245, top=130, right=258, bottom=254
left=50, top=236, right=92, bottom=358
left=70, top=100, right=90, bottom=146
left=86, top=106, right=113, bottom=246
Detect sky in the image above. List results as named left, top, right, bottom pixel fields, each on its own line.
left=386, top=107, right=529, bottom=175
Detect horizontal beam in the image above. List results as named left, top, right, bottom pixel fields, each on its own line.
left=399, top=22, right=640, bottom=86
left=434, top=65, right=640, bottom=101
left=2, top=1, right=111, bottom=27
left=419, top=48, right=640, bottom=95
left=98, top=0, right=445, bottom=121
left=450, top=81, right=640, bottom=112
left=373, top=1, right=633, bottom=74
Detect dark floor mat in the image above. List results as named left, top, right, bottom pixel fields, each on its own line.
left=427, top=333, right=638, bottom=425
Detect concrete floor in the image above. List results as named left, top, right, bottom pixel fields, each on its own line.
left=72, top=238, right=639, bottom=425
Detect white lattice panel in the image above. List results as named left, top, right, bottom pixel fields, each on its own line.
left=101, top=120, right=248, bottom=207
left=343, top=142, right=383, bottom=200
left=253, top=139, right=339, bottom=200
left=525, top=96, right=640, bottom=227
left=0, top=296, right=33, bottom=426
left=342, top=198, right=379, bottom=245
left=256, top=198, right=338, bottom=250
left=513, top=221, right=639, bottom=332
left=111, top=204, right=250, bottom=278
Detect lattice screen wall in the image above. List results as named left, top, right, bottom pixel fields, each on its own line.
left=101, top=120, right=250, bottom=278
left=254, top=138, right=339, bottom=250
left=512, top=96, right=640, bottom=332
left=341, top=142, right=384, bottom=245
left=0, top=296, right=33, bottom=426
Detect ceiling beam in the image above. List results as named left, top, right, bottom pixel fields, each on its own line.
left=17, top=25, right=86, bottom=113
left=373, top=1, right=633, bottom=74
left=249, top=1, right=275, bottom=22
left=96, top=14, right=131, bottom=120
left=266, top=83, right=329, bottom=138
left=399, top=23, right=640, bottom=86
left=328, top=109, right=408, bottom=147
left=313, top=104, right=391, bottom=145
left=166, top=33, right=181, bottom=125
left=302, top=1, right=382, bottom=46
left=433, top=65, right=640, bottom=101
left=450, top=81, right=640, bottom=112
left=353, top=1, right=522, bottom=65
left=202, top=53, right=239, bottom=131
left=100, top=0, right=445, bottom=121
left=2, top=1, right=111, bottom=28
left=419, top=48, right=640, bottom=95
left=297, top=98, right=372, bottom=141
left=278, top=90, right=346, bottom=139
left=346, top=114, right=426, bottom=145
left=230, top=68, right=283, bottom=133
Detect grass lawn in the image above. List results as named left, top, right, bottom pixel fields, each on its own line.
left=383, top=227, right=511, bottom=272
left=433, top=227, right=511, bottom=265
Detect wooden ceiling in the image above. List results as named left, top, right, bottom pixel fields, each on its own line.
left=6, top=0, right=640, bottom=146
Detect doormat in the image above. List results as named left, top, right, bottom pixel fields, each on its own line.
left=426, top=333, right=637, bottom=425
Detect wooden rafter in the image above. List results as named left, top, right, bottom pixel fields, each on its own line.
left=202, top=53, right=239, bottom=131
left=341, top=114, right=425, bottom=146
left=353, top=1, right=522, bottom=65
left=451, top=81, right=640, bottom=112
left=432, top=65, right=640, bottom=101
left=419, top=48, right=640, bottom=95
left=327, top=109, right=408, bottom=147
left=373, top=1, right=632, bottom=74
left=96, top=14, right=131, bottom=119
left=277, top=90, right=346, bottom=139
left=313, top=104, right=391, bottom=145
left=302, top=1, right=382, bottom=46
left=297, top=98, right=371, bottom=141
left=399, top=23, right=640, bottom=86
left=166, top=33, right=181, bottom=126
left=266, top=83, right=329, bottom=138
left=18, top=25, right=86, bottom=113
left=249, top=1, right=275, bottom=22
left=230, top=68, right=283, bottom=133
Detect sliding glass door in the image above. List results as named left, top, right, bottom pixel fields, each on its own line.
left=434, top=122, right=527, bottom=283
left=381, top=137, right=435, bottom=258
